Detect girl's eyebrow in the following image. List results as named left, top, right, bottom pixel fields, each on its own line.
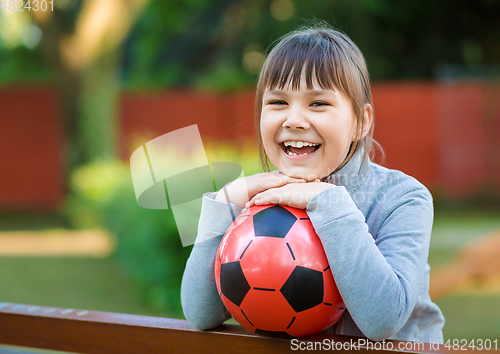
left=264, top=89, right=287, bottom=96
left=306, top=90, right=339, bottom=98
left=264, top=89, right=338, bottom=97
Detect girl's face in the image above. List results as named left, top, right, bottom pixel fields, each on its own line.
left=260, top=78, right=358, bottom=181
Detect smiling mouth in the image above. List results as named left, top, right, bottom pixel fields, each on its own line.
left=280, top=141, right=321, bottom=156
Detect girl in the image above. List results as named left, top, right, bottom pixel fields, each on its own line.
left=181, top=25, right=445, bottom=343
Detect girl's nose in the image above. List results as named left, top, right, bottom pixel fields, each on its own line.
left=282, top=107, right=310, bottom=130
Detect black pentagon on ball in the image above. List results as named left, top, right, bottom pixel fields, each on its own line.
left=220, top=261, right=251, bottom=306
left=280, top=266, right=324, bottom=312
left=253, top=205, right=297, bottom=238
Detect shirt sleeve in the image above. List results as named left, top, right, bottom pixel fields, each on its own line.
left=306, top=184, right=433, bottom=341
left=180, top=192, right=243, bottom=330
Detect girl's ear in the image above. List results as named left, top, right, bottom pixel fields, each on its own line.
left=360, top=103, right=373, bottom=139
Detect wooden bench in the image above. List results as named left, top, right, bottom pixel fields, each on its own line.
left=0, top=302, right=490, bottom=353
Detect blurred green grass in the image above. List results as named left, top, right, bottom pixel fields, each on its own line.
left=0, top=256, right=167, bottom=318
left=429, top=209, right=500, bottom=342
left=0, top=211, right=70, bottom=231
left=436, top=294, right=500, bottom=342
left=429, top=209, right=500, bottom=267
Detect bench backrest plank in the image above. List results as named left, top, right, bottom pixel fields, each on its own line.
left=0, top=302, right=471, bottom=354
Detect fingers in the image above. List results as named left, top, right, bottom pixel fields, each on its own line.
left=282, top=174, right=308, bottom=184
left=246, top=173, right=304, bottom=199
left=246, top=183, right=295, bottom=209
left=264, top=173, right=306, bottom=188
left=218, top=173, right=306, bottom=209
left=245, top=190, right=277, bottom=209
left=245, top=180, right=332, bottom=210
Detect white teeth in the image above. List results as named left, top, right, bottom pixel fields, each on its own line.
left=283, top=141, right=319, bottom=147
left=283, top=141, right=320, bottom=156
left=286, top=150, right=309, bottom=156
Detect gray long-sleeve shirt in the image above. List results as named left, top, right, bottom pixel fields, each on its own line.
left=181, top=152, right=445, bottom=343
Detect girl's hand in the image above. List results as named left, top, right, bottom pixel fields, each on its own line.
left=245, top=181, right=335, bottom=210
left=215, top=172, right=307, bottom=208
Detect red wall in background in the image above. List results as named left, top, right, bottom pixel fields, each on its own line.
left=119, top=89, right=258, bottom=156
left=434, top=83, right=500, bottom=197
left=372, top=82, right=439, bottom=188
left=0, top=87, right=64, bottom=210
left=1, top=82, right=499, bottom=210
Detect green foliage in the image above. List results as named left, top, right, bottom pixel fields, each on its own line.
left=70, top=160, right=128, bottom=201
left=65, top=159, right=188, bottom=315
left=121, top=0, right=500, bottom=90
left=64, top=141, right=264, bottom=317
left=193, top=59, right=254, bottom=92
left=103, top=181, right=190, bottom=315
left=4, top=0, right=500, bottom=87
left=0, top=46, right=53, bottom=85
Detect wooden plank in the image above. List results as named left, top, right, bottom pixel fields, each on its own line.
left=0, top=302, right=488, bottom=354
left=0, top=348, right=48, bottom=354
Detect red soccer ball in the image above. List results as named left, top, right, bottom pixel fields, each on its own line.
left=214, top=204, right=345, bottom=338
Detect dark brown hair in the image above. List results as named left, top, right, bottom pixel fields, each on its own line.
left=256, top=24, right=380, bottom=176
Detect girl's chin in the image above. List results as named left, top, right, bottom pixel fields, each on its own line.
left=277, top=164, right=336, bottom=181
left=278, top=168, right=323, bottom=181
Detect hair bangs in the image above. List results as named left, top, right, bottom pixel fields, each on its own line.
left=262, top=35, right=345, bottom=93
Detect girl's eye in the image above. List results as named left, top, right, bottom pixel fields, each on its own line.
left=269, top=100, right=287, bottom=105
left=311, top=101, right=329, bottom=107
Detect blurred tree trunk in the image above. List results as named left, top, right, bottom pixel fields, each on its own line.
left=31, top=0, right=150, bottom=171
left=78, top=48, right=121, bottom=165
